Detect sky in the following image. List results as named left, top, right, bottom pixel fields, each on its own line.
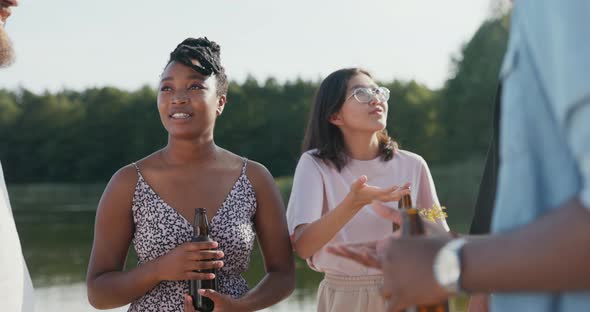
left=0, top=0, right=502, bottom=93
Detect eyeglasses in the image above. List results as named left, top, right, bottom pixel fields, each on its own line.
left=346, top=86, right=390, bottom=104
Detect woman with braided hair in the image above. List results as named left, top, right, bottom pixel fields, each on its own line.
left=86, top=37, right=295, bottom=311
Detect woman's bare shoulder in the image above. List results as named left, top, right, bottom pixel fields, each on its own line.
left=107, top=150, right=162, bottom=194
left=243, top=159, right=275, bottom=191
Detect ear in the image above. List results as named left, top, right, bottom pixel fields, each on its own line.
left=216, top=95, right=227, bottom=116
left=329, top=111, right=344, bottom=126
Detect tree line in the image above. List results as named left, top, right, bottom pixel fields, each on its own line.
left=0, top=16, right=509, bottom=183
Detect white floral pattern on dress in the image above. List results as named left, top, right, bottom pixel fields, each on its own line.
left=127, top=160, right=257, bottom=312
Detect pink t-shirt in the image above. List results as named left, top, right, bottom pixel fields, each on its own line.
left=286, top=149, right=449, bottom=276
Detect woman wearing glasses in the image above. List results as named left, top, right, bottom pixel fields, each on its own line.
left=286, top=68, right=449, bottom=312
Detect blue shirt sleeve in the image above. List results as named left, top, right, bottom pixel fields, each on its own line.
left=521, top=0, right=590, bottom=208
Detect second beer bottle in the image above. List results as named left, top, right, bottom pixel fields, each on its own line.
left=398, top=194, right=449, bottom=312
left=189, top=208, right=218, bottom=312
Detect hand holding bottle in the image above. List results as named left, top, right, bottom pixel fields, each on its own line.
left=154, top=241, right=224, bottom=282
left=183, top=291, right=246, bottom=312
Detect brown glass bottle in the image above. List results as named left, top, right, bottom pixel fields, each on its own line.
left=189, top=208, right=218, bottom=312
left=398, top=195, right=449, bottom=312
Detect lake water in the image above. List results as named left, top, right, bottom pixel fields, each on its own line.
left=9, top=183, right=321, bottom=311
left=9, top=183, right=467, bottom=312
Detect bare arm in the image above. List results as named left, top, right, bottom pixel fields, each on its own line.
left=86, top=166, right=221, bottom=309
left=334, top=198, right=590, bottom=291
left=328, top=197, right=590, bottom=310
left=86, top=165, right=161, bottom=309
left=293, top=176, right=409, bottom=259
left=463, top=197, right=590, bottom=292
left=231, top=161, right=295, bottom=311
left=293, top=190, right=361, bottom=259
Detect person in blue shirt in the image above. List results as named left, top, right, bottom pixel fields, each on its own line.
left=329, top=1, right=590, bottom=311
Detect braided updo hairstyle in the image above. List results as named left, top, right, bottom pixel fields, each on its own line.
left=166, top=37, right=228, bottom=96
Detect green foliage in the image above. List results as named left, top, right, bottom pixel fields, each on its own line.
left=439, top=15, right=510, bottom=162
left=275, top=176, right=294, bottom=204
left=385, top=80, right=442, bottom=162
left=0, top=16, right=509, bottom=183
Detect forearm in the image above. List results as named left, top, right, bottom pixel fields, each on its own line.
left=235, top=269, right=295, bottom=311
left=294, top=197, right=359, bottom=259
left=87, top=259, right=162, bottom=309
left=462, top=197, right=590, bottom=292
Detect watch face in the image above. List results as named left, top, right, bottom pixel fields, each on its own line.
left=435, top=248, right=460, bottom=286
left=435, top=238, right=467, bottom=293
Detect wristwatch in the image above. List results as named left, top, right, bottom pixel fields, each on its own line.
left=433, top=238, right=467, bottom=294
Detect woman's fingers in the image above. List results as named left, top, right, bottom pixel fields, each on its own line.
left=187, top=260, right=224, bottom=271
left=365, top=182, right=410, bottom=201
left=184, top=294, right=196, bottom=312
left=198, top=288, right=223, bottom=302
left=187, top=250, right=224, bottom=261
left=185, top=241, right=219, bottom=251
left=327, top=243, right=382, bottom=269
left=384, top=187, right=411, bottom=202
left=382, top=182, right=410, bottom=195
left=351, top=175, right=369, bottom=192
left=354, top=179, right=411, bottom=206
left=382, top=185, right=400, bottom=194
left=185, top=271, right=217, bottom=280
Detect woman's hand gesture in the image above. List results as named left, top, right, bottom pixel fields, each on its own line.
left=346, top=176, right=410, bottom=210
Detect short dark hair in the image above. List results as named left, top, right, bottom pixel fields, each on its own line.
left=302, top=68, right=397, bottom=171
left=166, top=37, right=228, bottom=96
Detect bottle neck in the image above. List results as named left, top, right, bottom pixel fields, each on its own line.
left=398, top=194, right=413, bottom=210
left=402, top=208, right=425, bottom=236
left=193, top=208, right=210, bottom=237
left=399, top=195, right=425, bottom=236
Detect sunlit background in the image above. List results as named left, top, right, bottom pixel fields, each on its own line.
left=3, top=0, right=511, bottom=311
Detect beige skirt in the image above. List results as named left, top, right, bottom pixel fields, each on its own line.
left=317, top=274, right=387, bottom=312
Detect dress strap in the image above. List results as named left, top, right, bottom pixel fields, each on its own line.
left=131, top=162, right=142, bottom=176
left=241, top=158, right=248, bottom=175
